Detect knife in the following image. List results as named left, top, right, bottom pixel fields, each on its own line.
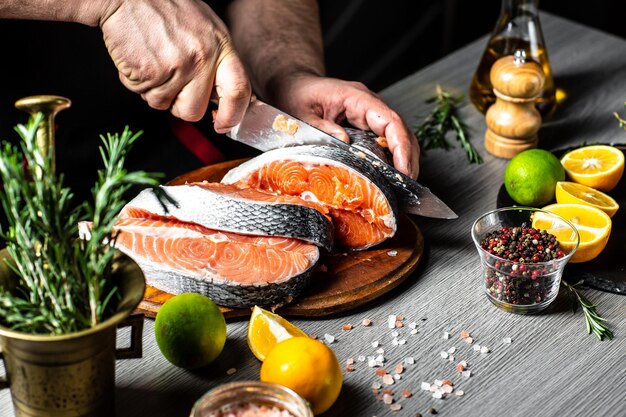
left=226, top=99, right=457, bottom=219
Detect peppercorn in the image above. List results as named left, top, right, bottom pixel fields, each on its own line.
left=479, top=223, right=564, bottom=306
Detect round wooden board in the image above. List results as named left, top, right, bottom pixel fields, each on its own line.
left=136, top=159, right=425, bottom=319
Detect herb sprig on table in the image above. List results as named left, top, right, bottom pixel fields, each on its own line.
left=415, top=85, right=483, bottom=164
left=0, top=115, right=162, bottom=335
left=614, top=101, right=626, bottom=131
left=563, top=280, right=614, bottom=341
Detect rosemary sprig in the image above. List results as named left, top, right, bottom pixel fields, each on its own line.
left=0, top=115, right=162, bottom=335
left=415, top=85, right=483, bottom=164
left=562, top=280, right=614, bottom=341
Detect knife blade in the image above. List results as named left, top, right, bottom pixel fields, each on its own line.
left=227, top=99, right=457, bottom=219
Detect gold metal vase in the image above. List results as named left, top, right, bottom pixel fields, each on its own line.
left=0, top=249, right=145, bottom=417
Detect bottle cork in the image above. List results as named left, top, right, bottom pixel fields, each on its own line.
left=484, top=50, right=545, bottom=159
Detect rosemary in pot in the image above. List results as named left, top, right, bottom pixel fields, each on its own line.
left=0, top=115, right=162, bottom=335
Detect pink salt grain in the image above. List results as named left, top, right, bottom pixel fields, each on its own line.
left=342, top=323, right=353, bottom=331
left=383, top=374, right=395, bottom=385
left=205, top=403, right=296, bottom=417
left=362, top=319, right=372, bottom=327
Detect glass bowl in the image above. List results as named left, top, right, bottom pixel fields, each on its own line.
left=190, top=381, right=313, bottom=417
left=471, top=207, right=580, bottom=314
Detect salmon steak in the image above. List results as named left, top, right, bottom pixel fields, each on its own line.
left=80, top=216, right=319, bottom=308
left=222, top=145, right=398, bottom=250
left=120, top=182, right=333, bottom=251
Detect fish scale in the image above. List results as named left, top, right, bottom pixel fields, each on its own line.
left=121, top=183, right=334, bottom=251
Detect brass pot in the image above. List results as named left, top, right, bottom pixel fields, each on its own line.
left=0, top=249, right=145, bottom=417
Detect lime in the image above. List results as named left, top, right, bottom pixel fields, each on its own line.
left=154, top=293, right=226, bottom=369
left=504, top=149, right=565, bottom=206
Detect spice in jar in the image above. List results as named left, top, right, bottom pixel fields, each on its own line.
left=479, top=224, right=564, bottom=305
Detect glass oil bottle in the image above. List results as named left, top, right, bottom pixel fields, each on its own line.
left=469, top=0, right=556, bottom=117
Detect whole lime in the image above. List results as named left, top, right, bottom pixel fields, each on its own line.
left=504, top=149, right=565, bottom=206
left=154, top=293, right=226, bottom=369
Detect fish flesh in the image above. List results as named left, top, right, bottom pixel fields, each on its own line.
left=80, top=216, right=319, bottom=308
left=120, top=182, right=333, bottom=251
left=222, top=145, right=398, bottom=250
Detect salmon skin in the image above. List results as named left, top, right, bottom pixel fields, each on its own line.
left=80, top=216, right=319, bottom=308
left=120, top=182, right=333, bottom=251
left=222, top=145, right=398, bottom=250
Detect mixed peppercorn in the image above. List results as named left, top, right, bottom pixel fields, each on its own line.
left=479, top=224, right=565, bottom=306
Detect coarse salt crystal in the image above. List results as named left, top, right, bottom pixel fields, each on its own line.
left=460, top=330, right=470, bottom=338
left=372, top=341, right=380, bottom=348
left=372, top=381, right=382, bottom=389
left=456, top=390, right=465, bottom=396
left=226, top=368, right=237, bottom=375
left=473, top=344, right=481, bottom=351
left=388, top=316, right=396, bottom=329
left=375, top=354, right=385, bottom=363
left=358, top=355, right=366, bottom=362
left=432, top=391, right=443, bottom=399
left=405, top=357, right=415, bottom=365
left=392, top=339, right=399, bottom=346
left=408, top=322, right=417, bottom=329
left=368, top=359, right=377, bottom=368
left=383, top=393, right=394, bottom=404
left=448, top=347, right=456, bottom=354
left=462, top=370, right=472, bottom=378
left=387, top=250, right=398, bottom=257
left=440, top=351, right=449, bottom=359
left=376, top=348, right=385, bottom=354
left=393, top=374, right=401, bottom=381
left=398, top=339, right=406, bottom=345
left=503, top=337, right=512, bottom=344
left=383, top=374, right=395, bottom=385
left=459, top=360, right=468, bottom=367
left=395, top=320, right=403, bottom=328
left=362, top=319, right=372, bottom=327
left=410, top=329, right=418, bottom=335
left=342, top=323, right=353, bottom=331
left=390, top=404, right=402, bottom=411
left=402, top=389, right=412, bottom=398
left=421, top=382, right=431, bottom=391
left=435, top=379, right=444, bottom=387
left=395, top=364, right=404, bottom=374
left=324, top=334, right=335, bottom=344
left=448, top=354, right=455, bottom=362
left=430, top=385, right=439, bottom=393
left=345, top=364, right=355, bottom=372
left=464, top=336, right=474, bottom=344
left=375, top=369, right=387, bottom=376
left=480, top=346, right=490, bottom=354
left=443, top=332, right=450, bottom=339
left=346, top=358, right=354, bottom=365
left=391, top=331, right=399, bottom=337
left=442, top=385, right=453, bottom=394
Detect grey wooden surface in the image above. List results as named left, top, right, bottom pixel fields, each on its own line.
left=2, top=13, right=625, bottom=417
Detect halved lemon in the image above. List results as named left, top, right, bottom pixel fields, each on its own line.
left=555, top=181, right=619, bottom=217
left=247, top=305, right=308, bottom=361
left=540, top=203, right=612, bottom=263
left=560, top=145, right=624, bottom=192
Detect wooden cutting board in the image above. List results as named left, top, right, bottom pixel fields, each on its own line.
left=136, top=159, right=425, bottom=319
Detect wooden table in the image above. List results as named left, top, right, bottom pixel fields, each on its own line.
left=2, top=12, right=625, bottom=417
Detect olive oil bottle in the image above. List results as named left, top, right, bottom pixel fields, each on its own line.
left=469, top=0, right=556, bottom=117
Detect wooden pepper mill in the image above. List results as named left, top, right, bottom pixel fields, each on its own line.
left=484, top=50, right=545, bottom=159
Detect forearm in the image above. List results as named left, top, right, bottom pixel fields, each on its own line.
left=0, top=0, right=117, bottom=26
left=225, top=0, right=325, bottom=103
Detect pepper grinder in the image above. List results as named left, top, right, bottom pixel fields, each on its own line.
left=484, top=50, right=545, bottom=159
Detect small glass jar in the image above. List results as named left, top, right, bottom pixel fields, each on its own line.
left=471, top=207, right=579, bottom=314
left=190, top=381, right=314, bottom=417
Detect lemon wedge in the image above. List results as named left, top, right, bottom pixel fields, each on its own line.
left=540, top=203, right=612, bottom=263
left=247, top=305, right=308, bottom=361
left=555, top=181, right=619, bottom=217
left=560, top=145, right=624, bottom=192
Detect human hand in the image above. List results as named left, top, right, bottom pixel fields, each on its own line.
left=268, top=74, right=420, bottom=179
left=99, top=0, right=251, bottom=131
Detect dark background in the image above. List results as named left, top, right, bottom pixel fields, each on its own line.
left=0, top=0, right=622, bottom=200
